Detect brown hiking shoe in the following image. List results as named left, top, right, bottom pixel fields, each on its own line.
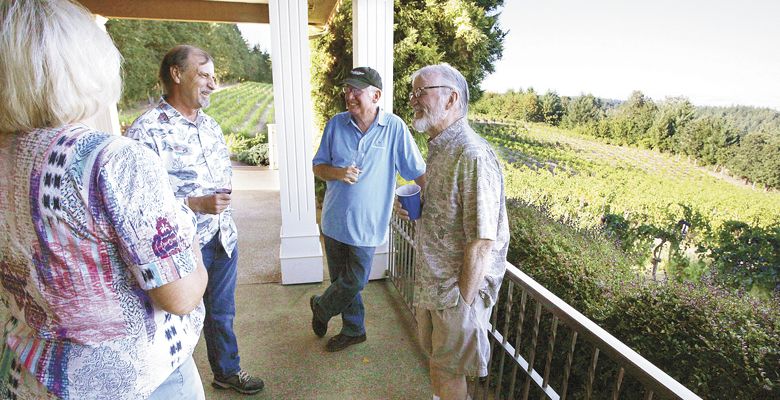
left=212, top=370, right=264, bottom=394
left=325, top=333, right=367, bottom=352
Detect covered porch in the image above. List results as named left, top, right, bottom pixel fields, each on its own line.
left=192, top=167, right=700, bottom=399
left=77, top=1, right=702, bottom=399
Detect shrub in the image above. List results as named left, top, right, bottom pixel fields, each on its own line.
left=225, top=131, right=266, bottom=158
left=224, top=132, right=254, bottom=155
left=500, top=199, right=780, bottom=399
left=236, top=143, right=269, bottom=166
left=707, top=221, right=780, bottom=295
left=505, top=199, right=638, bottom=310
left=597, top=281, right=780, bottom=399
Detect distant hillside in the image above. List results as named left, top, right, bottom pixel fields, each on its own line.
left=598, top=100, right=780, bottom=136
left=473, top=90, right=780, bottom=190
left=696, top=105, right=780, bottom=136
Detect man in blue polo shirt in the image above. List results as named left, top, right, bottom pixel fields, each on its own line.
left=310, top=66, right=426, bottom=352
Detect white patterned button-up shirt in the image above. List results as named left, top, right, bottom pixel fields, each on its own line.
left=126, top=98, right=237, bottom=255
left=413, top=118, right=510, bottom=310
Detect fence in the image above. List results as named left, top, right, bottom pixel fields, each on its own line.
left=387, top=212, right=701, bottom=400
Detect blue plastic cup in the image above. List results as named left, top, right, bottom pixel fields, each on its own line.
left=395, top=184, right=422, bottom=220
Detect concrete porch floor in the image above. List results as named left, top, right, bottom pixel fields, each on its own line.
left=194, top=281, right=433, bottom=399
left=194, top=166, right=433, bottom=399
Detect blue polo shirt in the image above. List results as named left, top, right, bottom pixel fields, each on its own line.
left=313, top=109, right=426, bottom=247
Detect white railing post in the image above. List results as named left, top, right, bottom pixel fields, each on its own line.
left=267, top=123, right=278, bottom=170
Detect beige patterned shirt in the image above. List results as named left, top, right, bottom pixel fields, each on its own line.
left=413, top=118, right=509, bottom=310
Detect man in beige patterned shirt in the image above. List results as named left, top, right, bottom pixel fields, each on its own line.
left=404, top=64, right=509, bottom=400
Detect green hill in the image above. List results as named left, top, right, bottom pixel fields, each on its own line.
left=476, top=119, right=780, bottom=292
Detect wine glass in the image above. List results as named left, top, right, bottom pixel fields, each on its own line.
left=215, top=177, right=232, bottom=194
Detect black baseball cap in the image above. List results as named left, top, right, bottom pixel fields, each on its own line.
left=341, top=66, right=382, bottom=90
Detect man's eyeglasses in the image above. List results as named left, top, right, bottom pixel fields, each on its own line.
left=343, top=86, right=365, bottom=96
left=408, top=85, right=455, bottom=100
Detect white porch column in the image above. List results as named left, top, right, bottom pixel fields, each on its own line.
left=88, top=15, right=121, bottom=135
left=353, top=0, right=395, bottom=280
left=269, top=0, right=324, bottom=284
left=353, top=0, right=394, bottom=113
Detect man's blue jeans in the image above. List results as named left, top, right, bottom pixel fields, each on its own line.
left=315, top=235, right=376, bottom=337
left=201, top=233, right=240, bottom=379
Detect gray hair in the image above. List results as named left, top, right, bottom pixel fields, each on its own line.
left=0, top=0, right=122, bottom=132
left=367, top=85, right=381, bottom=100
left=411, top=63, right=469, bottom=116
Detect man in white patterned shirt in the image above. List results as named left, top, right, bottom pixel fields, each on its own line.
left=126, top=45, right=263, bottom=395
left=404, top=64, right=509, bottom=400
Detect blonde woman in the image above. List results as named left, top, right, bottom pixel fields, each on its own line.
left=0, top=1, right=207, bottom=398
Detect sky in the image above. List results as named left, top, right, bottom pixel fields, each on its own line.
left=237, top=23, right=270, bottom=52
left=239, top=0, right=780, bottom=110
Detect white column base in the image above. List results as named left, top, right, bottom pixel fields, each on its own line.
left=280, top=226, right=324, bottom=285
left=280, top=251, right=324, bottom=285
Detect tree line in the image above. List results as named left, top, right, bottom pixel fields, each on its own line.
left=106, top=19, right=272, bottom=108
left=473, top=90, right=780, bottom=190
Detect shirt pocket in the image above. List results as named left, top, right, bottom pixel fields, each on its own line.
left=370, top=139, right=386, bottom=149
left=438, top=276, right=460, bottom=309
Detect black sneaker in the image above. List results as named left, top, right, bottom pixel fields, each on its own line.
left=212, top=370, right=264, bottom=395
left=310, top=295, right=327, bottom=338
left=325, top=333, right=367, bottom=352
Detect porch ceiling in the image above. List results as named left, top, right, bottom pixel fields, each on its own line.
left=79, top=0, right=338, bottom=26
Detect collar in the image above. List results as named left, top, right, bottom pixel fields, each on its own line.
left=428, top=117, right=468, bottom=149
left=158, top=96, right=203, bottom=126
left=376, top=108, right=388, bottom=126
left=343, top=107, right=387, bottom=127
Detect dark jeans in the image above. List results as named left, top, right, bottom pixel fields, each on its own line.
left=201, top=233, right=240, bottom=378
left=314, top=235, right=376, bottom=337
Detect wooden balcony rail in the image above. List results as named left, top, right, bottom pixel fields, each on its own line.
left=387, top=213, right=702, bottom=400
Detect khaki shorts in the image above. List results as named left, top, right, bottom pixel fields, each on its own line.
left=415, top=291, right=493, bottom=377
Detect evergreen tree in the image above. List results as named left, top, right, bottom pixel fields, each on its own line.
left=729, top=132, right=780, bottom=189
left=519, top=88, right=543, bottom=122
left=607, top=91, right=657, bottom=146
left=540, top=91, right=564, bottom=126
left=676, top=116, right=737, bottom=166
left=648, top=97, right=695, bottom=153
left=561, top=94, right=603, bottom=129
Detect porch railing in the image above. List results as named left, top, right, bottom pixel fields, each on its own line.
left=387, top=213, right=702, bottom=400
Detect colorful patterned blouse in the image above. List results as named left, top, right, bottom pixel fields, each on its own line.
left=126, top=98, right=237, bottom=255
left=413, top=118, right=510, bottom=310
left=0, top=125, right=204, bottom=399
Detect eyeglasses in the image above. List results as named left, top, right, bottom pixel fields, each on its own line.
left=343, top=86, right=365, bottom=96
left=408, top=85, right=455, bottom=100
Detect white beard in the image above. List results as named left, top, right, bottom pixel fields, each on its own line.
left=412, top=106, right=446, bottom=133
